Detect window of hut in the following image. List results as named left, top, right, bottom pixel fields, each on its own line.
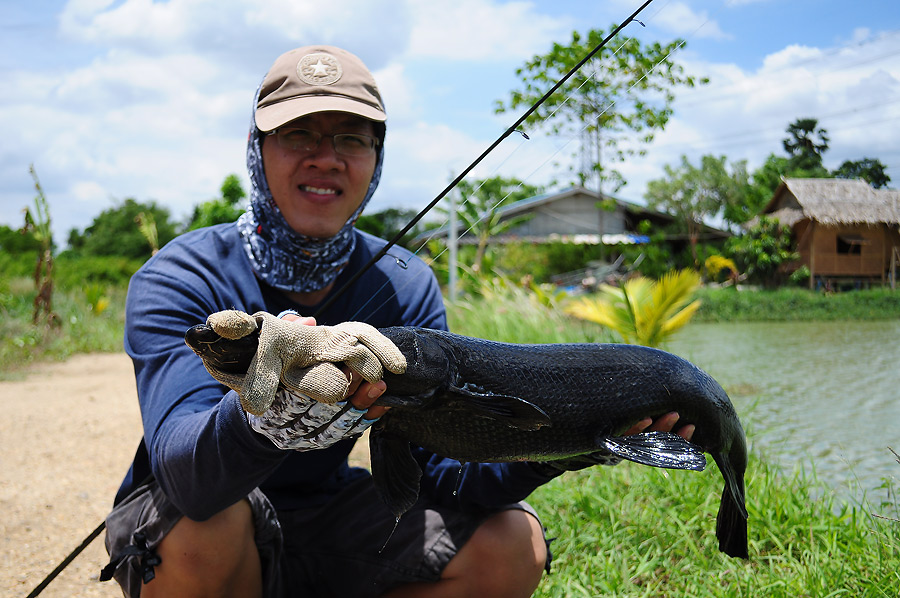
left=836, top=235, right=866, bottom=255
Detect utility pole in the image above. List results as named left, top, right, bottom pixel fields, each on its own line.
left=448, top=188, right=458, bottom=302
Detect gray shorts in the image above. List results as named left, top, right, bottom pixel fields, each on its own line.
left=103, top=474, right=546, bottom=597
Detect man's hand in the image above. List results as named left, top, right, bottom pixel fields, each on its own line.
left=201, top=309, right=406, bottom=415
left=623, top=412, right=695, bottom=441
left=279, top=312, right=389, bottom=420
left=247, top=312, right=390, bottom=450
left=529, top=412, right=696, bottom=476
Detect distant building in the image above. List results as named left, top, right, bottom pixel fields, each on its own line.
left=762, top=178, right=900, bottom=288
left=419, top=186, right=730, bottom=248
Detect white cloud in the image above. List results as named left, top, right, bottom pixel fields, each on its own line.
left=651, top=1, right=731, bottom=41
left=3, top=0, right=899, bottom=247
left=615, top=30, right=900, bottom=202
left=407, top=0, right=572, bottom=60
left=372, top=63, right=418, bottom=125
left=851, top=27, right=872, bottom=44
left=59, top=0, right=413, bottom=71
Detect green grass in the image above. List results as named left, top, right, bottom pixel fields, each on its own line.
left=0, top=276, right=127, bottom=379
left=3, top=272, right=898, bottom=594
left=694, top=287, right=900, bottom=322
left=449, top=286, right=899, bottom=597
left=529, top=457, right=899, bottom=597
left=446, top=281, right=616, bottom=344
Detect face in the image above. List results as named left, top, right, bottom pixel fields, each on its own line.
left=262, top=111, right=378, bottom=238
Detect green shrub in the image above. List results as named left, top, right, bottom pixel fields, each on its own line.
left=54, top=253, right=144, bottom=289
left=0, top=250, right=40, bottom=279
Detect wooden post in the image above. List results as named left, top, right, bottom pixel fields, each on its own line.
left=808, top=222, right=816, bottom=290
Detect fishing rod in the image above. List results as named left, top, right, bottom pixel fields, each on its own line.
left=25, top=2, right=656, bottom=595
left=313, top=0, right=656, bottom=318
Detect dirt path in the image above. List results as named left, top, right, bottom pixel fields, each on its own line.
left=0, top=352, right=373, bottom=598
left=1, top=353, right=142, bottom=598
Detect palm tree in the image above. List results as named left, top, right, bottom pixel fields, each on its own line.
left=783, top=118, right=829, bottom=171
left=564, top=269, right=701, bottom=347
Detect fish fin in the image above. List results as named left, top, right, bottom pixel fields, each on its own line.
left=444, top=384, right=551, bottom=431
left=601, top=431, right=707, bottom=471
left=369, top=427, right=422, bottom=519
left=712, top=451, right=749, bottom=520
left=712, top=452, right=749, bottom=558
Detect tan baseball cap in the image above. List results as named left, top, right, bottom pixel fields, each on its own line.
left=255, top=45, right=386, bottom=132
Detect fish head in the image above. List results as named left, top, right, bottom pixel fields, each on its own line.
left=378, top=327, right=454, bottom=399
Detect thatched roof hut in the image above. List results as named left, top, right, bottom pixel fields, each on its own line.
left=765, top=178, right=900, bottom=227
left=762, top=178, right=900, bottom=288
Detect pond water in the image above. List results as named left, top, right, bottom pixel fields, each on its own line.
left=665, top=319, right=900, bottom=508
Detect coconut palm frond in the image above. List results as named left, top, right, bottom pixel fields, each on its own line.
left=566, top=270, right=701, bottom=348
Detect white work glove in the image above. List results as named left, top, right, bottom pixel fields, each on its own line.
left=201, top=309, right=407, bottom=415
left=248, top=388, right=378, bottom=451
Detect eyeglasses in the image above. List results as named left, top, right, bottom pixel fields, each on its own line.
left=268, top=128, right=380, bottom=157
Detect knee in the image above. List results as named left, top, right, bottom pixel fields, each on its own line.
left=452, top=509, right=547, bottom=597
left=143, top=499, right=261, bottom=598
left=485, top=510, right=547, bottom=579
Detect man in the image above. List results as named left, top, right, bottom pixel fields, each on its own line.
left=103, top=45, right=692, bottom=597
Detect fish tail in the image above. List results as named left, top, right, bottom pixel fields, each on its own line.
left=712, top=445, right=749, bottom=559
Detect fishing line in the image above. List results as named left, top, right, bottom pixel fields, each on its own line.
left=348, top=11, right=708, bottom=321
left=27, top=3, right=690, bottom=596
left=313, top=0, right=659, bottom=319
left=346, top=33, right=656, bottom=320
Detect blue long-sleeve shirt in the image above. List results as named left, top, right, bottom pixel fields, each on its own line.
left=115, top=223, right=551, bottom=521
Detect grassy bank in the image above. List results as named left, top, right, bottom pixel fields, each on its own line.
left=2, top=274, right=898, bottom=593
left=446, top=281, right=615, bottom=344
left=448, top=289, right=899, bottom=597
left=529, top=456, right=899, bottom=597
left=694, top=286, right=900, bottom=322
left=0, top=277, right=126, bottom=379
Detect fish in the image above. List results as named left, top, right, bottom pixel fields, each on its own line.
left=185, top=321, right=749, bottom=559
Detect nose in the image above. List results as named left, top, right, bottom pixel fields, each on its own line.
left=301, top=136, right=345, bottom=171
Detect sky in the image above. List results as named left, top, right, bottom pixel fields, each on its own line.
left=2, top=0, right=899, bottom=246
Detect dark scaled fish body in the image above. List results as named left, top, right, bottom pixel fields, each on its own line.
left=185, top=323, right=749, bottom=559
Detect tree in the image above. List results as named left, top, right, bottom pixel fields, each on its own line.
left=724, top=215, right=799, bottom=288
left=783, top=118, right=830, bottom=172
left=436, top=176, right=542, bottom=273
left=644, top=154, right=750, bottom=264
left=833, top=158, right=891, bottom=189
left=748, top=119, right=831, bottom=211
left=0, top=224, right=41, bottom=254
left=748, top=153, right=791, bottom=208
left=496, top=26, right=706, bottom=194
left=186, top=174, right=247, bottom=231
left=355, top=208, right=425, bottom=249
left=68, top=198, right=178, bottom=260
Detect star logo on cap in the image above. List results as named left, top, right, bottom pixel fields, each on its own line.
left=297, top=53, right=342, bottom=86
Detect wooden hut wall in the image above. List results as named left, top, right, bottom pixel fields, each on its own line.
left=808, top=224, right=887, bottom=277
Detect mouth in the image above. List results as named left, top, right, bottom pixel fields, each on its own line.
left=299, top=184, right=341, bottom=197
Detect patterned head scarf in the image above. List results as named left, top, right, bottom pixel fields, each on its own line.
left=236, top=101, right=384, bottom=294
